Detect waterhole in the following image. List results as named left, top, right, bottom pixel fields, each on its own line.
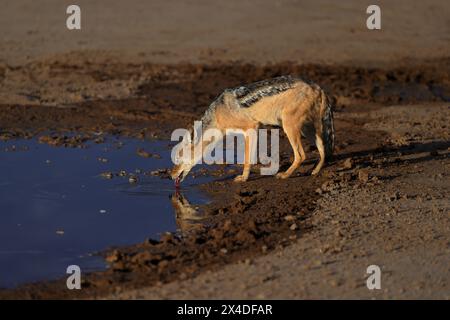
left=0, top=136, right=211, bottom=288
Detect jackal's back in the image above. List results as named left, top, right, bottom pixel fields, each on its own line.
left=231, top=76, right=298, bottom=108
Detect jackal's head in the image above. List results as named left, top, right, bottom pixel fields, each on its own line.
left=171, top=161, right=195, bottom=185
left=170, top=134, right=198, bottom=185
left=171, top=112, right=218, bottom=185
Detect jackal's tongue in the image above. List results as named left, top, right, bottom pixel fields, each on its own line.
left=175, top=177, right=181, bottom=188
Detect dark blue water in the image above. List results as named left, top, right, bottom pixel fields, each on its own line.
left=0, top=137, right=210, bottom=288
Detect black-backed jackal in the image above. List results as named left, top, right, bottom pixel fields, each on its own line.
left=171, top=76, right=335, bottom=184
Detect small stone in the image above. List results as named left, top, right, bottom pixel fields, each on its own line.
left=56, top=230, right=64, bottom=235
left=100, top=172, right=113, bottom=179
left=160, top=232, right=175, bottom=243
left=358, top=169, right=369, bottom=183
left=119, top=170, right=127, bottom=177
left=136, top=148, right=151, bottom=158
left=330, top=279, right=342, bottom=287
left=128, top=176, right=138, bottom=184
left=343, top=158, right=353, bottom=169
left=290, top=223, right=298, bottom=230
left=321, top=181, right=330, bottom=190
left=371, top=176, right=379, bottom=183
left=284, top=215, right=295, bottom=221
left=158, top=260, right=169, bottom=269
left=137, top=148, right=161, bottom=159
left=150, top=169, right=168, bottom=176
left=105, top=250, right=120, bottom=263
left=179, top=273, right=187, bottom=280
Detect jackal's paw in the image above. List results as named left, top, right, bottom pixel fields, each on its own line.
left=234, top=175, right=248, bottom=183
left=276, top=172, right=290, bottom=179
left=311, top=167, right=322, bottom=175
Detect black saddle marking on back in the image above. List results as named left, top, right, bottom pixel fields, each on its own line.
left=230, top=76, right=298, bottom=108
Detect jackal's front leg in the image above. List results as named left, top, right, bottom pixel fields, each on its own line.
left=234, top=133, right=254, bottom=182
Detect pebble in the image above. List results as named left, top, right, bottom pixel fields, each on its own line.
left=330, top=279, right=342, bottom=287
left=105, top=250, right=120, bottom=263
left=343, top=158, right=353, bottom=169
left=358, top=169, right=369, bottom=183
left=100, top=172, right=113, bottom=179
left=119, top=170, right=127, bottom=177
left=284, top=215, right=295, bottom=221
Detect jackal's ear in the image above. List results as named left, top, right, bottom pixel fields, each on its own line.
left=223, top=91, right=240, bottom=108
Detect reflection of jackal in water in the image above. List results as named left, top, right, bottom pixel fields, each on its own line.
left=171, top=76, right=335, bottom=183
left=170, top=192, right=205, bottom=233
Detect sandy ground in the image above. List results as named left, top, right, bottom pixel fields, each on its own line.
left=1, top=0, right=449, bottom=66
left=0, top=0, right=449, bottom=299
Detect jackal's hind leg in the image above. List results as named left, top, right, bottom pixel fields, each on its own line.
left=312, top=134, right=325, bottom=175
left=276, top=121, right=306, bottom=179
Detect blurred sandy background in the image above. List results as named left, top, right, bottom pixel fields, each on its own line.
left=1, top=0, right=449, bottom=65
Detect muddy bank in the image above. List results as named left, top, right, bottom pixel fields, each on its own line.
left=0, top=59, right=449, bottom=299
left=1, top=58, right=449, bottom=141
left=119, top=152, right=450, bottom=300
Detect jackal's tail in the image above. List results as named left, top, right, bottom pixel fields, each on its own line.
left=320, top=90, right=335, bottom=160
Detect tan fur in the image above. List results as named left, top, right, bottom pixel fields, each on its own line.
left=216, top=83, right=329, bottom=180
